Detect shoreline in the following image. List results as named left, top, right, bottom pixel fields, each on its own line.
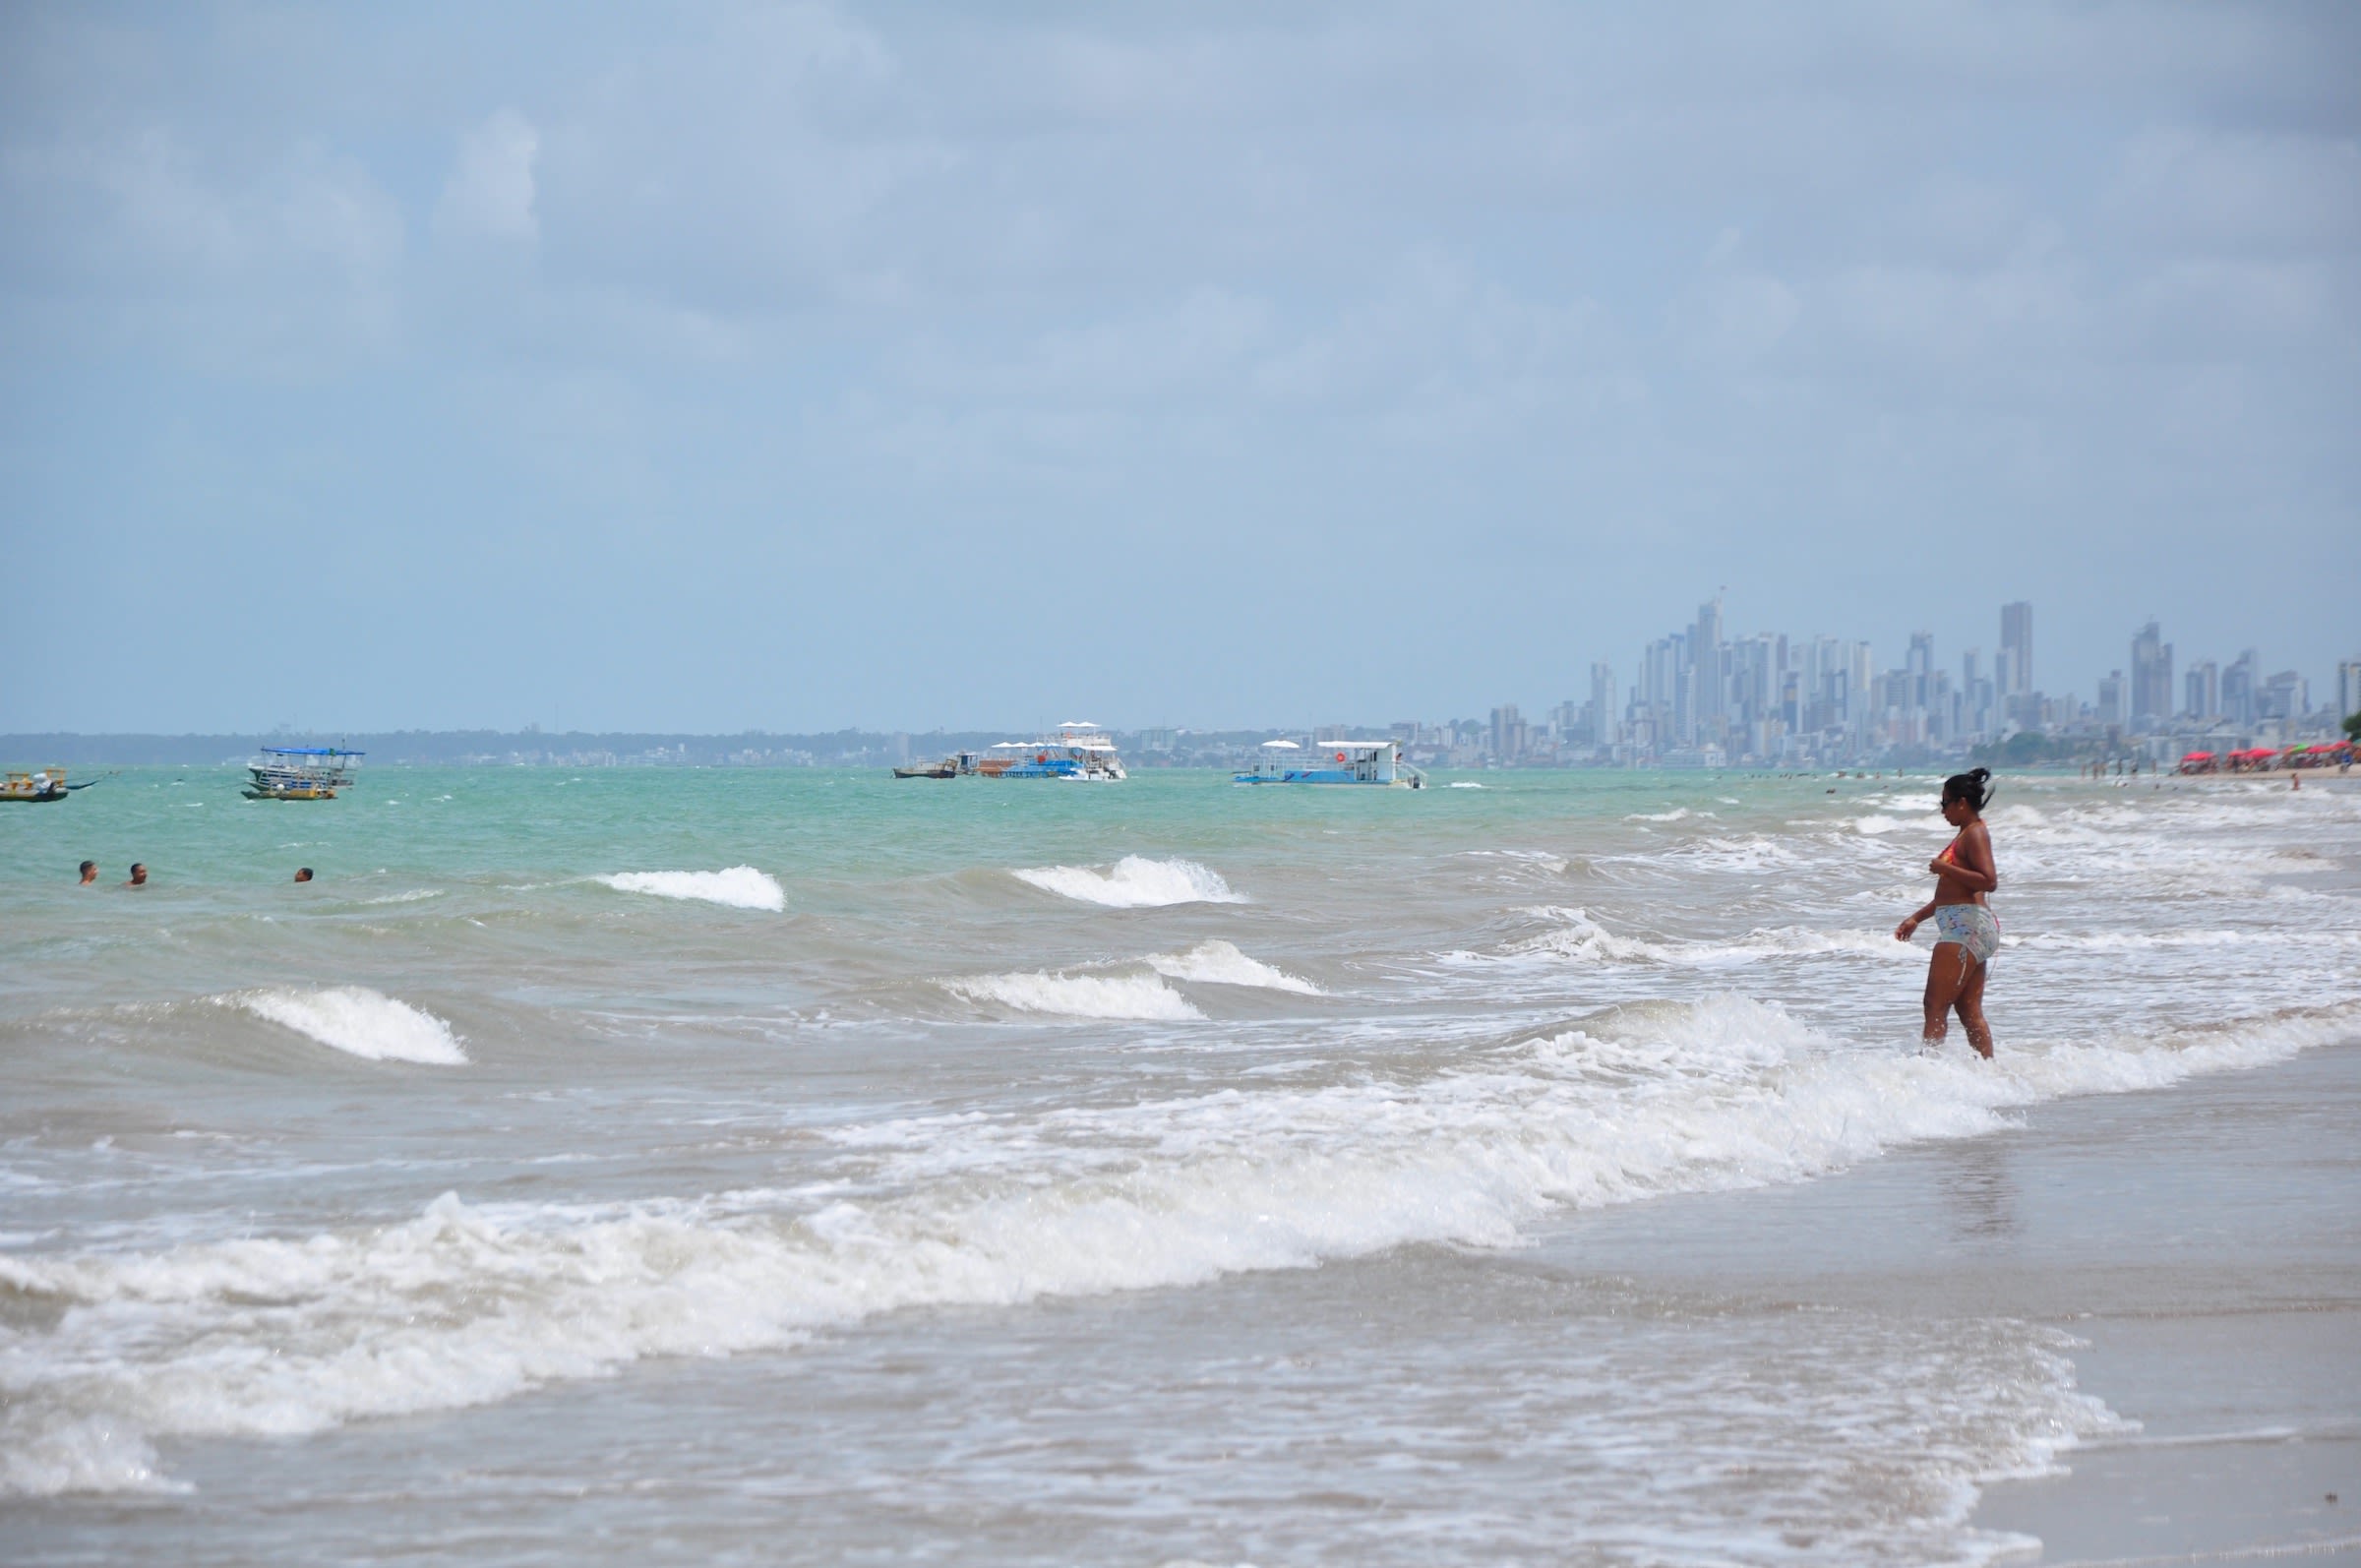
left=1528, top=1036, right=2361, bottom=1565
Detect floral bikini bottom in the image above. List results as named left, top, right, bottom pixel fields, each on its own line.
left=1933, top=903, right=2000, bottom=968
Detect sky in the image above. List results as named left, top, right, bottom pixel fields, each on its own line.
left=2, top=1, right=2355, bottom=734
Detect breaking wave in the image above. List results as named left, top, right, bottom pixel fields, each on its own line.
left=1011, top=857, right=1243, bottom=908
left=224, top=987, right=467, bottom=1066
left=1147, top=940, right=1322, bottom=995
left=597, top=868, right=786, bottom=913
left=1480, top=907, right=1914, bottom=969
left=943, top=970, right=1204, bottom=1021
left=3, top=995, right=2341, bottom=1497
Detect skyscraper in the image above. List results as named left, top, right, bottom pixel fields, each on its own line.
left=2185, top=660, right=2218, bottom=722
left=1590, top=662, right=1617, bottom=748
left=1999, top=602, right=2032, bottom=695
left=2130, top=621, right=2173, bottom=733
left=2341, top=660, right=2361, bottom=724
left=2222, top=650, right=2259, bottom=726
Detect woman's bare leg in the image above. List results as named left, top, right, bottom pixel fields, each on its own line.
left=1922, top=943, right=1972, bottom=1046
left=1952, top=958, right=1994, bottom=1058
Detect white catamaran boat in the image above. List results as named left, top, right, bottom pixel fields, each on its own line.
left=244, top=746, right=364, bottom=801
left=965, top=722, right=1127, bottom=781
left=1234, top=738, right=1423, bottom=788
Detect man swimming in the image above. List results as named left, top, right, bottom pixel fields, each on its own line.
left=79, top=860, right=97, bottom=884
left=123, top=863, right=148, bottom=889
left=1895, top=768, right=1999, bottom=1057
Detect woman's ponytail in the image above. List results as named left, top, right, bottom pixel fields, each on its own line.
left=1945, top=767, right=1994, bottom=812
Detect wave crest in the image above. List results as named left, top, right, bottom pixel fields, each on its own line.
left=944, top=970, right=1204, bottom=1020
left=1147, top=940, right=1322, bottom=995
left=1011, top=857, right=1242, bottom=908
left=226, top=987, right=467, bottom=1065
left=597, top=868, right=785, bottom=912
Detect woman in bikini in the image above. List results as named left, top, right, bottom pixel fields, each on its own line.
left=1894, top=767, right=1999, bottom=1057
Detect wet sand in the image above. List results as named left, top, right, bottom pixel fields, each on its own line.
left=1532, top=1037, right=2361, bottom=1564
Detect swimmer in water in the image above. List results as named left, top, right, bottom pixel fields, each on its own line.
left=1895, top=767, right=1999, bottom=1057
left=124, top=863, right=148, bottom=889
left=79, top=860, right=97, bottom=885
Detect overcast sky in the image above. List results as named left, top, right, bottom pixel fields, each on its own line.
left=2, top=2, right=2354, bottom=734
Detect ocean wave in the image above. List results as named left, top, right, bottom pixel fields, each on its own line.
left=943, top=970, right=1204, bottom=1020
left=223, top=987, right=467, bottom=1065
left=1480, top=907, right=1914, bottom=969
left=596, top=868, right=785, bottom=913
left=4, top=995, right=2340, bottom=1497
left=1146, top=940, right=1322, bottom=995
left=1011, top=857, right=1242, bottom=908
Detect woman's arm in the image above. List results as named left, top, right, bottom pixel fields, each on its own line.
left=1896, top=899, right=1938, bottom=940
left=1945, top=822, right=1998, bottom=893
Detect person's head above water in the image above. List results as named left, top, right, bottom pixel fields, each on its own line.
left=1940, top=767, right=1993, bottom=823
left=78, top=860, right=97, bottom=884
left=124, top=863, right=148, bottom=887
left=294, top=867, right=313, bottom=883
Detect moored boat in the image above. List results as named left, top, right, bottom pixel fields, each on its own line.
left=967, top=723, right=1126, bottom=781
left=2, top=766, right=77, bottom=803
left=893, top=758, right=960, bottom=779
left=1234, top=738, right=1423, bottom=788
left=244, top=746, right=363, bottom=801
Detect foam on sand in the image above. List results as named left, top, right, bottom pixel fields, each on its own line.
left=1147, top=939, right=1322, bottom=995
left=226, top=987, right=467, bottom=1065
left=944, top=969, right=1204, bottom=1020
left=1011, top=856, right=1242, bottom=908
left=4, top=995, right=2340, bottom=1498
left=597, top=867, right=786, bottom=912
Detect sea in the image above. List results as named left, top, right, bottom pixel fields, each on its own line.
left=1, top=764, right=2355, bottom=1565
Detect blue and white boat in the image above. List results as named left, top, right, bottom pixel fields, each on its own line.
left=968, top=723, right=1126, bottom=781
left=1234, top=739, right=1423, bottom=788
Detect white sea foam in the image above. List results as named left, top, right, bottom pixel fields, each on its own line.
left=1147, top=940, right=1322, bottom=995
left=1448, top=781, right=1486, bottom=789
left=226, top=988, right=467, bottom=1065
left=944, top=970, right=1205, bottom=1020
left=1483, top=908, right=1914, bottom=969
left=3, top=995, right=2337, bottom=1498
left=1011, top=856, right=1243, bottom=908
left=1853, top=814, right=1904, bottom=835
left=597, top=867, right=786, bottom=912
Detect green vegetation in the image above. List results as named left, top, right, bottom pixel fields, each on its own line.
left=1971, top=731, right=2092, bottom=767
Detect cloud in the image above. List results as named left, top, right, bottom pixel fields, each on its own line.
left=434, top=108, right=540, bottom=245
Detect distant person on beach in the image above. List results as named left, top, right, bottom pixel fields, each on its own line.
left=123, top=863, right=148, bottom=889
left=294, top=867, right=313, bottom=882
left=1895, top=768, right=1999, bottom=1058
left=79, top=860, right=97, bottom=884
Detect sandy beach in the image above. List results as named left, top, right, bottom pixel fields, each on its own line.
left=1534, top=1035, right=2361, bottom=1565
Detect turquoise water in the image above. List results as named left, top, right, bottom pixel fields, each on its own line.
left=4, top=764, right=2356, bottom=1564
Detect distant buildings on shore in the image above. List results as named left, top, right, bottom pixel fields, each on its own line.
left=1381, top=599, right=2360, bottom=771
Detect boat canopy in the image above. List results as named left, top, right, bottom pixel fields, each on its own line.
left=263, top=747, right=363, bottom=756
left=1260, top=740, right=1302, bottom=750
left=1319, top=740, right=1394, bottom=751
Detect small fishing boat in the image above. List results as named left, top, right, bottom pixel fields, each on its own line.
left=1, top=767, right=88, bottom=804
left=967, top=723, right=1126, bottom=781
left=1234, top=739, right=1423, bottom=788
left=244, top=746, right=363, bottom=801
left=893, top=758, right=960, bottom=779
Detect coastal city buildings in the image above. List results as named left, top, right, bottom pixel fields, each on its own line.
left=1378, top=598, right=2359, bottom=771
